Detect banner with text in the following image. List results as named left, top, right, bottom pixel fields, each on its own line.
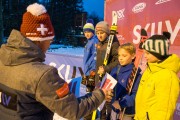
left=45, top=53, right=83, bottom=83
left=105, top=0, right=180, bottom=56
left=105, top=0, right=180, bottom=119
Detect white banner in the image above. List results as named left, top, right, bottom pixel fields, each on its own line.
left=45, top=52, right=84, bottom=83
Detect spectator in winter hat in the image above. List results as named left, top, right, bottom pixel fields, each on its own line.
left=82, top=19, right=99, bottom=120
left=135, top=32, right=180, bottom=120
left=83, top=19, right=95, bottom=34
left=82, top=19, right=98, bottom=92
left=83, top=19, right=98, bottom=76
left=95, top=21, right=110, bottom=36
left=0, top=3, right=114, bottom=120
left=95, top=21, right=120, bottom=120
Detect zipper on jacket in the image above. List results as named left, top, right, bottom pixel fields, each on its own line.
left=146, top=112, right=150, bottom=120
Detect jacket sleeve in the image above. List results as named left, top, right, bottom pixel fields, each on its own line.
left=119, top=70, right=141, bottom=108
left=104, top=41, right=119, bottom=73
left=88, top=38, right=98, bottom=72
left=35, top=67, right=105, bottom=120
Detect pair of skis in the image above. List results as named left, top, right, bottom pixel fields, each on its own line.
left=92, top=11, right=118, bottom=120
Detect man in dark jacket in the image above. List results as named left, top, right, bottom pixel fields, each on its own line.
left=0, top=3, right=113, bottom=120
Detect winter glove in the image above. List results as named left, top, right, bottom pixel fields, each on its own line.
left=86, top=71, right=96, bottom=92
left=81, top=75, right=87, bottom=85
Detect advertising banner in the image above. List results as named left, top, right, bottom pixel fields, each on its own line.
left=105, top=0, right=180, bottom=119
left=45, top=53, right=83, bottom=83
left=105, top=0, right=180, bottom=56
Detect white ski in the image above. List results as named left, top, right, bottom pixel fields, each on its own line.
left=103, top=11, right=118, bottom=66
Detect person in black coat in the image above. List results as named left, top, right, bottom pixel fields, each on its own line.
left=95, top=21, right=120, bottom=120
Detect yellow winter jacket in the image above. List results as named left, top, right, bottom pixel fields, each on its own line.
left=134, top=54, right=180, bottom=120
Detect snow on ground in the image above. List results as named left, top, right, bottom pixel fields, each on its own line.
left=48, top=44, right=84, bottom=57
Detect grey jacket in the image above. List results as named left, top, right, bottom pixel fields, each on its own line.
left=0, top=29, right=105, bottom=120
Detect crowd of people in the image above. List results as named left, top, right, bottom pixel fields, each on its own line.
left=0, top=2, right=179, bottom=120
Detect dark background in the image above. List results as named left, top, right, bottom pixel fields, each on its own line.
left=0, top=0, right=103, bottom=46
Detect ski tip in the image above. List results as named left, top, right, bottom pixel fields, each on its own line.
left=141, top=29, right=147, bottom=36
left=139, top=29, right=148, bottom=49
left=163, top=31, right=171, bottom=39
left=112, top=11, right=117, bottom=16
left=112, top=11, right=118, bottom=26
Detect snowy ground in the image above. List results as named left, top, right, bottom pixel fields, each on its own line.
left=48, top=44, right=84, bottom=57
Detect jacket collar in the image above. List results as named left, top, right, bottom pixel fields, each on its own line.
left=0, top=29, right=45, bottom=66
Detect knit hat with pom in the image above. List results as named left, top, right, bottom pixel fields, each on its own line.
left=20, top=3, right=54, bottom=41
left=95, top=21, right=110, bottom=35
left=83, top=19, right=95, bottom=33
left=142, top=32, right=171, bottom=60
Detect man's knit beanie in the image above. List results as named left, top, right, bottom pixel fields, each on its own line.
left=20, top=3, right=54, bottom=41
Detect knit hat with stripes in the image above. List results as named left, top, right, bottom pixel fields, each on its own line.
left=83, top=19, right=95, bottom=33
left=142, top=32, right=171, bottom=60
left=20, top=3, right=54, bottom=41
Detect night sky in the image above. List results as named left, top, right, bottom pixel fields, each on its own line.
left=83, top=0, right=104, bottom=19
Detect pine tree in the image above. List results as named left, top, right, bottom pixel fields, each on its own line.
left=0, top=0, right=3, bottom=45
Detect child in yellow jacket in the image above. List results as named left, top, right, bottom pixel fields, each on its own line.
left=134, top=32, right=180, bottom=120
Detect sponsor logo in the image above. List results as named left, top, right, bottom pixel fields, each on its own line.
left=133, top=19, right=180, bottom=45
left=117, top=34, right=125, bottom=41
left=132, top=2, right=146, bottom=13
left=116, top=9, right=125, bottom=20
left=155, top=0, right=171, bottom=5
left=0, top=90, right=17, bottom=110
left=49, top=62, right=84, bottom=82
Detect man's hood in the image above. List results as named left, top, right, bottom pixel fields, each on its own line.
left=0, top=29, right=45, bottom=66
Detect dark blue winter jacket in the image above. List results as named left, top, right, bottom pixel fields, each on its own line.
left=110, top=63, right=141, bottom=115
left=83, top=35, right=98, bottom=76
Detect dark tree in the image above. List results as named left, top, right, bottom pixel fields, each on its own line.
left=1, top=0, right=92, bottom=46
left=87, top=12, right=103, bottom=26
left=0, top=0, right=3, bottom=46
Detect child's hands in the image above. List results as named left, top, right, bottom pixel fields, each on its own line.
left=112, top=101, right=121, bottom=110
left=98, top=66, right=105, bottom=75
